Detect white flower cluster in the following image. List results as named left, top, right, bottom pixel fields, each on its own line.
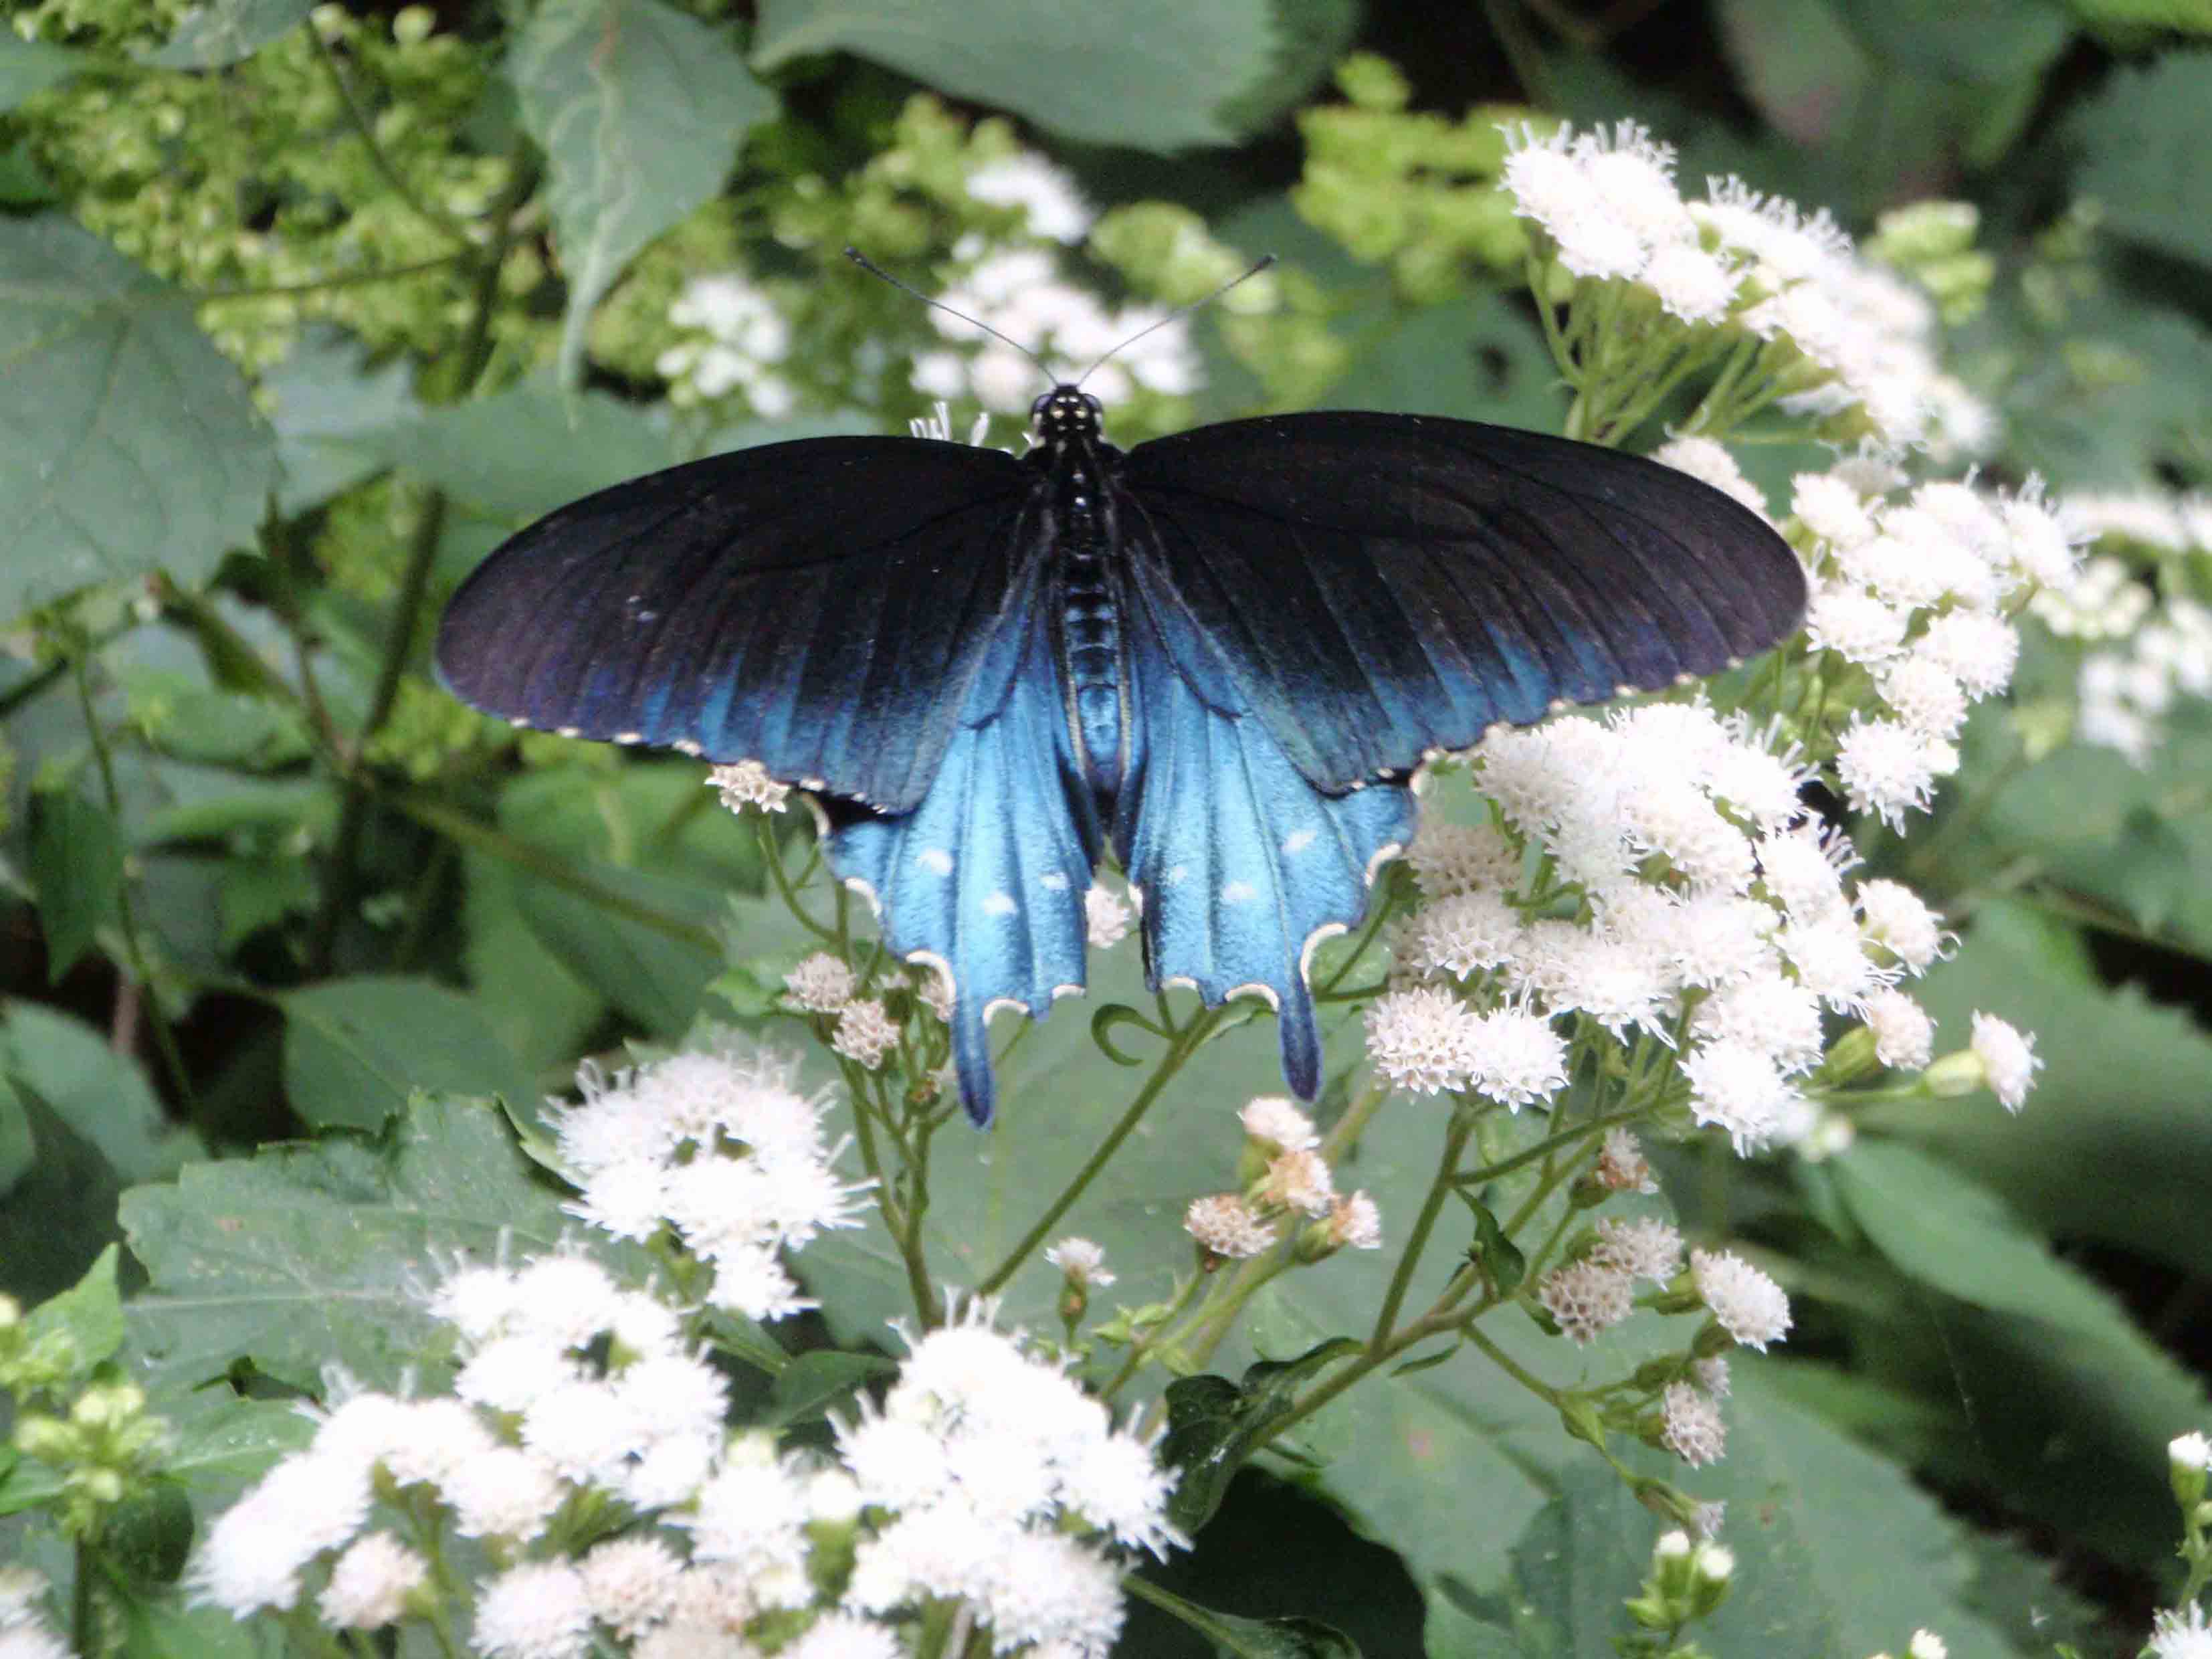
left=1183, top=1096, right=1383, bottom=1260
left=913, top=246, right=1200, bottom=415
left=190, top=1252, right=731, bottom=1627
left=1500, top=121, right=1990, bottom=451
left=1367, top=698, right=1967, bottom=1150
left=192, top=1259, right=1172, bottom=1658
left=1793, top=465, right=2076, bottom=828
left=552, top=1040, right=871, bottom=1320
left=2152, top=1605, right=2212, bottom=1659
left=838, top=1300, right=1179, bottom=1655
left=657, top=274, right=797, bottom=415
left=2034, top=498, right=2212, bottom=764
left=0, top=1567, right=68, bottom=1659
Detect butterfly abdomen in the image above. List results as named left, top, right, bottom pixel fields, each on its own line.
left=1047, top=460, right=1131, bottom=807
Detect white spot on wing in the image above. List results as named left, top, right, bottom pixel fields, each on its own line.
left=673, top=738, right=703, bottom=756
left=1051, top=983, right=1084, bottom=1001
left=556, top=725, right=581, bottom=739
left=918, top=848, right=954, bottom=876
left=1300, top=920, right=1350, bottom=981
left=1222, top=879, right=1258, bottom=904
left=1365, top=841, right=1406, bottom=886
left=1162, top=974, right=1198, bottom=993
left=1165, top=863, right=1189, bottom=886
left=983, top=890, right=1018, bottom=916
left=906, top=948, right=953, bottom=993
left=1281, top=827, right=1318, bottom=856
left=1226, top=981, right=1280, bottom=1010
left=983, top=996, right=1030, bottom=1023
left=843, top=875, right=882, bottom=918
left=615, top=731, right=643, bottom=745
left=1040, top=872, right=1072, bottom=892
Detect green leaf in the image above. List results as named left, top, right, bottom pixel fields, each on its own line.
left=377, top=379, right=681, bottom=526
left=120, top=1096, right=575, bottom=1393
left=752, top=0, right=1277, bottom=151
left=28, top=789, right=124, bottom=981
left=509, top=0, right=776, bottom=385
left=1833, top=0, right=2073, bottom=82
left=23, top=1242, right=126, bottom=1371
left=1431, top=1365, right=2021, bottom=1658
left=0, top=216, right=276, bottom=621
left=2073, top=53, right=2212, bottom=268
left=0, top=1001, right=199, bottom=1183
left=1161, top=1340, right=1363, bottom=1534
left=260, top=328, right=421, bottom=514
left=1884, top=897, right=2212, bottom=1276
left=1832, top=1139, right=2154, bottom=1336
left=2063, top=0, right=2212, bottom=29
left=1460, top=1193, right=1525, bottom=1296
left=278, top=976, right=542, bottom=1132
left=765, top=1349, right=895, bottom=1426
left=1130, top=1577, right=1365, bottom=1658
left=0, top=214, right=274, bottom=619
left=147, top=0, right=314, bottom=68
left=0, top=36, right=94, bottom=109
left=0, top=1076, right=32, bottom=1196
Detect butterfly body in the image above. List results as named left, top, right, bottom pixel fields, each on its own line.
left=437, top=387, right=1806, bottom=1125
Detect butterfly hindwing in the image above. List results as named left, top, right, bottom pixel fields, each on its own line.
left=824, top=585, right=1097, bottom=1125
left=436, top=437, right=1031, bottom=813
left=1115, top=563, right=1416, bottom=1100
left=1121, top=413, right=1808, bottom=791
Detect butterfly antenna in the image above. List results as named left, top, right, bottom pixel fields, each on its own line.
left=1073, top=254, right=1277, bottom=389
left=843, top=247, right=1054, bottom=383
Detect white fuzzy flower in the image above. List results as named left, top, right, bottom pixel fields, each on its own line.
left=1326, top=1191, right=1385, bottom=1251
left=1690, top=1248, right=1792, bottom=1349
left=1185, top=1195, right=1278, bottom=1259
left=1863, top=987, right=1935, bottom=1070
left=1365, top=985, right=1482, bottom=1094
left=1682, top=1040, right=1800, bottom=1150
left=1653, top=437, right=1765, bottom=516
left=1464, top=1005, right=1571, bottom=1108
left=1538, top=1260, right=1635, bottom=1345
left=1877, top=656, right=1968, bottom=739
left=1591, top=1215, right=1684, bottom=1282
left=1756, top=823, right=1855, bottom=920
left=1084, top=884, right=1132, bottom=948
left=189, top=1453, right=372, bottom=1614
left=1662, top=1381, right=1728, bottom=1466
left=1405, top=888, right=1524, bottom=979
left=1778, top=913, right=1889, bottom=1013
left=833, top=999, right=900, bottom=1069
left=968, top=153, right=1092, bottom=241
left=2172, top=1431, right=2212, bottom=1472
left=318, top=1533, right=427, bottom=1630
left=1405, top=815, right=1522, bottom=896
left=707, top=759, right=791, bottom=814
left=473, top=1561, right=593, bottom=1659
left=1240, top=1096, right=1320, bottom=1153
left=443, top=1446, right=567, bottom=1541
left=1044, top=1236, right=1114, bottom=1289
left=1791, top=471, right=1878, bottom=548
left=579, top=1537, right=686, bottom=1639
left=1696, top=971, right=1825, bottom=1073
left=1970, top=1011, right=2040, bottom=1112
left=1909, top=1632, right=1949, bottom=1659
left=2150, top=1604, right=2212, bottom=1659
left=784, top=1612, right=910, bottom=1658
left=685, top=1454, right=813, bottom=1581
left=1857, top=880, right=1942, bottom=971
left=1665, top=892, right=1779, bottom=989
left=785, top=952, right=857, bottom=1013
left=1914, top=610, right=2018, bottom=697
left=1806, top=581, right=1908, bottom=666
left=1596, top=1127, right=1657, bottom=1193
left=1260, top=1149, right=1337, bottom=1217
left=1644, top=243, right=1741, bottom=324
left=1835, top=714, right=1950, bottom=829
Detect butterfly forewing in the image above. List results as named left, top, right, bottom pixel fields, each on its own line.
left=1120, top=413, right=1807, bottom=791
left=435, top=436, right=1031, bottom=813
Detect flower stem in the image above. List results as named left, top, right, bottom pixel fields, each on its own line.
left=975, top=1005, right=1224, bottom=1296
left=1369, top=1107, right=1476, bottom=1349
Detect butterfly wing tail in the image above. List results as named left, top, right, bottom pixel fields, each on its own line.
left=826, top=619, right=1095, bottom=1125
left=1118, top=596, right=1415, bottom=1099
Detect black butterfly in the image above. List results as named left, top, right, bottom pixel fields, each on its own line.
left=435, top=387, right=1805, bottom=1124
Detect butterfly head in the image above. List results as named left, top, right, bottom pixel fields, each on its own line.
left=1031, top=385, right=1104, bottom=446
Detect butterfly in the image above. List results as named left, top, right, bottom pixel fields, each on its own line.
left=435, top=385, right=1806, bottom=1126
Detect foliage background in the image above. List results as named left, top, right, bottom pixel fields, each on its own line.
left=2, top=0, right=2211, bottom=1653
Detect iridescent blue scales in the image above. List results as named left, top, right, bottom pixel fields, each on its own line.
left=436, top=387, right=1805, bottom=1123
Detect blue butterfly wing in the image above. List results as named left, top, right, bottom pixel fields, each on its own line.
left=824, top=573, right=1096, bottom=1125
left=1113, top=567, right=1416, bottom=1100
left=1120, top=413, right=1807, bottom=791
left=435, top=437, right=1031, bottom=813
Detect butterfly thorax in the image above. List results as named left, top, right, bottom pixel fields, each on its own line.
left=1029, top=391, right=1130, bottom=809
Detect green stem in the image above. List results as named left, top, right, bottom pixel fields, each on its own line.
left=72, top=658, right=197, bottom=1114
left=197, top=254, right=468, bottom=302
left=309, top=25, right=473, bottom=248
left=391, top=793, right=722, bottom=951
left=1455, top=1103, right=1649, bottom=1187
left=1100, top=1270, right=1208, bottom=1400
left=1369, top=1108, right=1475, bottom=1349
left=757, top=817, right=839, bottom=944
left=975, top=1005, right=1224, bottom=1296
left=1461, top=1321, right=1564, bottom=1405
